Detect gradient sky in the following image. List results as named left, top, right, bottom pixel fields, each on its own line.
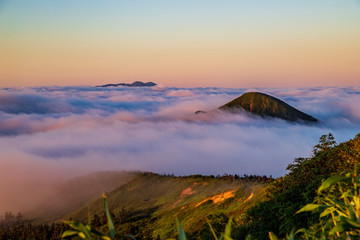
left=1, top=0, right=360, bottom=88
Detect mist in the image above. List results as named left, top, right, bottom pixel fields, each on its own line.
left=0, top=85, right=359, bottom=214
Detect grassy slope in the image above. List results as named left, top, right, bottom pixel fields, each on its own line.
left=68, top=173, right=268, bottom=239
left=219, top=92, right=318, bottom=123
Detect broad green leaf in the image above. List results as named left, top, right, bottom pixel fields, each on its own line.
left=318, top=176, right=349, bottom=193
left=63, top=220, right=72, bottom=225
left=62, top=221, right=91, bottom=239
left=78, top=232, right=86, bottom=239
left=296, top=204, right=329, bottom=214
left=63, top=220, right=82, bottom=231
left=344, top=218, right=360, bottom=228
left=62, top=230, right=79, bottom=238
left=319, top=207, right=334, bottom=218
left=78, top=224, right=92, bottom=239
left=103, top=193, right=115, bottom=240
left=64, top=221, right=91, bottom=239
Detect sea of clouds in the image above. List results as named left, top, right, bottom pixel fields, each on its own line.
left=1, top=85, right=360, bottom=212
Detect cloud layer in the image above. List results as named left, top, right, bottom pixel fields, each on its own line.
left=0, top=85, right=360, bottom=213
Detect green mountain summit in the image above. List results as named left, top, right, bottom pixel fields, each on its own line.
left=219, top=92, right=318, bottom=123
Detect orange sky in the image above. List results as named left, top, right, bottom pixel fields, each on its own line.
left=1, top=0, right=360, bottom=88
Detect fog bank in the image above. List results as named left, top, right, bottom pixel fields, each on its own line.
left=0, top=86, right=359, bottom=213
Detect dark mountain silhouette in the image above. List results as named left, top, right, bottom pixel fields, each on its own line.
left=96, top=81, right=156, bottom=87
left=195, top=110, right=206, bottom=114
left=219, top=92, right=318, bottom=123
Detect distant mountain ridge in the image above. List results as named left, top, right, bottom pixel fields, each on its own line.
left=96, top=81, right=156, bottom=87
left=219, top=92, right=318, bottom=123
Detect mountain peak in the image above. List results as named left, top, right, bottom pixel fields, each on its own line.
left=219, top=92, right=318, bottom=123
left=96, top=81, right=156, bottom=87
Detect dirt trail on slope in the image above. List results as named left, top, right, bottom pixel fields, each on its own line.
left=243, top=192, right=254, bottom=203
left=171, top=186, right=197, bottom=209
left=195, top=190, right=235, bottom=207
left=181, top=187, right=196, bottom=197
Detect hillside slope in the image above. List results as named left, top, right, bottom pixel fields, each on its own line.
left=219, top=92, right=318, bottom=123
left=67, top=173, right=270, bottom=239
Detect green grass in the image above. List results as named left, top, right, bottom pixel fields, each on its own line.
left=66, top=174, right=267, bottom=239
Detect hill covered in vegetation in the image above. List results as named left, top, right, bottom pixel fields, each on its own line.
left=67, top=173, right=271, bottom=239
left=219, top=92, right=318, bottom=123
left=240, top=133, right=360, bottom=239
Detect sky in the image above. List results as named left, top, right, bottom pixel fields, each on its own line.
left=1, top=0, right=360, bottom=88
left=1, top=85, right=360, bottom=212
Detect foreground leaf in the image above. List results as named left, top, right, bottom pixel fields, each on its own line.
left=296, top=203, right=329, bottom=214
left=61, top=230, right=79, bottom=238
left=177, top=220, right=187, bottom=240
left=268, top=232, right=279, bottom=240
left=224, top=218, right=232, bottom=238
left=103, top=193, right=115, bottom=240
left=206, top=218, right=219, bottom=240
left=317, top=176, right=349, bottom=193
